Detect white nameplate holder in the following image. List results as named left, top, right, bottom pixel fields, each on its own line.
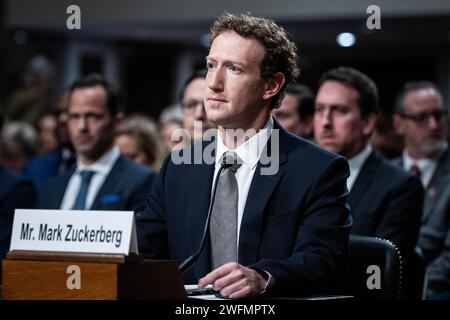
left=9, top=209, right=138, bottom=255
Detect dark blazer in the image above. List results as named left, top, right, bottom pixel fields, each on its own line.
left=0, top=165, right=37, bottom=259
left=23, top=148, right=75, bottom=191
left=137, top=122, right=352, bottom=296
left=393, top=148, right=450, bottom=291
left=39, top=154, right=156, bottom=213
left=349, top=151, right=423, bottom=254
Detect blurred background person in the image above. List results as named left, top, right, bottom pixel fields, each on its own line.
left=115, top=114, right=167, bottom=171
left=392, top=81, right=450, bottom=300
left=22, top=90, right=76, bottom=191
left=36, top=111, right=59, bottom=155
left=272, top=83, right=315, bottom=140
left=371, top=112, right=404, bottom=159
left=0, top=120, right=38, bottom=172
left=0, top=110, right=37, bottom=261
left=158, top=103, right=184, bottom=151
left=4, top=55, right=55, bottom=125
left=180, top=69, right=215, bottom=144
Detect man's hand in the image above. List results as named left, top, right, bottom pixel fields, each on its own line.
left=198, top=262, right=267, bottom=298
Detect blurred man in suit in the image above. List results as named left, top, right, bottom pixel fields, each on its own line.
left=0, top=110, right=37, bottom=259
left=39, top=74, right=155, bottom=213
left=392, top=81, right=450, bottom=299
left=272, top=83, right=315, bottom=139
left=314, top=67, right=423, bottom=255
left=137, top=13, right=351, bottom=298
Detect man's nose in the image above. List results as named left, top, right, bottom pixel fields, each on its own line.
left=207, top=69, right=224, bottom=92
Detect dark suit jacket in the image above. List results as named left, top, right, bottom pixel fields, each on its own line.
left=349, top=151, right=423, bottom=254
left=137, top=122, right=352, bottom=296
left=393, top=148, right=450, bottom=291
left=23, top=148, right=75, bottom=191
left=39, top=155, right=156, bottom=213
left=0, top=165, right=37, bottom=259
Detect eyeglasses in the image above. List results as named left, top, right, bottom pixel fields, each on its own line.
left=182, top=99, right=204, bottom=110
left=400, top=110, right=448, bottom=125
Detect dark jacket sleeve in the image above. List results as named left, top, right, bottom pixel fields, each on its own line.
left=0, top=179, right=37, bottom=259
left=135, top=156, right=170, bottom=259
left=250, top=156, right=352, bottom=295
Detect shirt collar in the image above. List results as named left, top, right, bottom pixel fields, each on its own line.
left=402, top=142, right=448, bottom=171
left=215, top=116, right=274, bottom=170
left=76, top=146, right=120, bottom=176
left=348, top=144, right=373, bottom=173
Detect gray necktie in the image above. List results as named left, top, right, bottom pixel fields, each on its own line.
left=210, top=151, right=242, bottom=269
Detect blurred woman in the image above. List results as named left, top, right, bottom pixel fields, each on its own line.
left=115, top=115, right=167, bottom=171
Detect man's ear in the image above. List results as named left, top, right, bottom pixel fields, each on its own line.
left=392, top=114, right=405, bottom=136
left=362, top=112, right=378, bottom=136
left=263, top=72, right=285, bottom=101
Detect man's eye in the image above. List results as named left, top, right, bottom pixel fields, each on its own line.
left=314, top=106, right=324, bottom=113
left=335, top=108, right=349, bottom=114
left=229, top=66, right=241, bottom=72
left=206, top=62, right=215, bottom=70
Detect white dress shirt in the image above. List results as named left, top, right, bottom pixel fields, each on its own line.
left=402, top=144, right=448, bottom=188
left=212, top=116, right=273, bottom=248
left=347, top=144, right=373, bottom=191
left=60, top=146, right=121, bottom=210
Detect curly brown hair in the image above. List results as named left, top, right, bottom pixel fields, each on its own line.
left=210, top=13, right=300, bottom=109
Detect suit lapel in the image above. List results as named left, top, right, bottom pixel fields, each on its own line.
left=423, top=149, right=450, bottom=221
left=55, top=169, right=75, bottom=209
left=238, top=124, right=287, bottom=266
left=348, top=152, right=380, bottom=216
left=90, top=155, right=125, bottom=209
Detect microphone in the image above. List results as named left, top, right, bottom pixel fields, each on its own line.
left=179, top=161, right=232, bottom=275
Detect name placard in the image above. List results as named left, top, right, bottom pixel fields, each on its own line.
left=10, top=209, right=138, bottom=255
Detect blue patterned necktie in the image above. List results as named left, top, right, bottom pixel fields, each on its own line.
left=72, top=170, right=95, bottom=210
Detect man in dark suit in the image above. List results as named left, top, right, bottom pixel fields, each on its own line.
left=0, top=111, right=37, bottom=259
left=392, top=81, right=450, bottom=299
left=137, top=13, right=351, bottom=298
left=39, top=74, right=155, bottom=213
left=314, top=67, right=423, bottom=255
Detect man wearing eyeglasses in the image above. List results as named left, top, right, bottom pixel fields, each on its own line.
left=180, top=69, right=215, bottom=143
left=393, top=81, right=450, bottom=299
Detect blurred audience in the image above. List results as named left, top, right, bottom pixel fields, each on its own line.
left=36, top=112, right=59, bottom=155
left=5, top=55, right=55, bottom=125
left=159, top=103, right=184, bottom=151
left=272, top=84, right=315, bottom=139
left=314, top=67, right=422, bottom=255
left=115, top=115, right=167, bottom=171
left=392, top=81, right=450, bottom=299
left=1, top=121, right=38, bottom=172
left=22, top=91, right=76, bottom=191
left=313, top=67, right=424, bottom=299
left=0, top=110, right=37, bottom=260
left=39, top=73, right=156, bottom=213
left=180, top=69, right=215, bottom=143
left=371, top=111, right=404, bottom=158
